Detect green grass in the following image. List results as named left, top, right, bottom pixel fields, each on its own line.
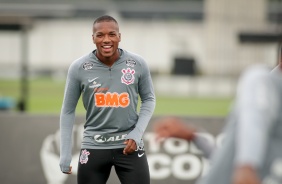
left=0, top=78, right=233, bottom=117
left=154, top=97, right=232, bottom=116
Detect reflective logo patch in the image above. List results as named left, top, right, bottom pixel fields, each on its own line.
left=82, top=62, right=94, bottom=70
left=88, top=77, right=101, bottom=88
left=125, top=59, right=136, bottom=67
left=121, top=68, right=135, bottom=85
left=93, top=134, right=127, bottom=143
left=80, top=149, right=90, bottom=164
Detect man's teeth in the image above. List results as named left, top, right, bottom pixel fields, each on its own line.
left=103, top=46, right=111, bottom=48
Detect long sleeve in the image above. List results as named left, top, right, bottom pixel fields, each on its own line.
left=126, top=59, right=156, bottom=147
left=193, top=133, right=216, bottom=158
left=235, top=66, right=279, bottom=168
left=59, top=62, right=81, bottom=172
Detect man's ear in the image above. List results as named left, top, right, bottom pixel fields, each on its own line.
left=92, top=34, right=95, bottom=44
left=119, top=33, right=121, bottom=42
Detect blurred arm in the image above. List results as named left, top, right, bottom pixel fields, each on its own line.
left=233, top=66, right=279, bottom=184
left=59, top=62, right=81, bottom=173
left=154, top=116, right=215, bottom=158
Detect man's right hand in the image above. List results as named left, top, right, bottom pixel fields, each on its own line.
left=63, top=166, right=72, bottom=174
left=153, top=116, right=196, bottom=141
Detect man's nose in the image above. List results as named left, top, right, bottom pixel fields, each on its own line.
left=103, top=35, right=110, bottom=42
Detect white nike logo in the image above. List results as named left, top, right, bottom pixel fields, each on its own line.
left=138, top=153, right=144, bottom=157
left=88, top=77, right=98, bottom=83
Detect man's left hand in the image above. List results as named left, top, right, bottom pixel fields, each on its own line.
left=123, top=139, right=137, bottom=155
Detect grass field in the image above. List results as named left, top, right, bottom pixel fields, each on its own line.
left=0, top=78, right=233, bottom=117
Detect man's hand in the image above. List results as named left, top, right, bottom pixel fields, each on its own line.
left=123, top=139, right=137, bottom=155
left=153, top=117, right=196, bottom=141
left=232, top=165, right=261, bottom=184
left=63, top=166, right=72, bottom=174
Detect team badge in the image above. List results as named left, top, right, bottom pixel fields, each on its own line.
left=80, top=149, right=90, bottom=164
left=125, top=59, right=136, bottom=67
left=82, top=62, right=94, bottom=70
left=121, top=68, right=135, bottom=85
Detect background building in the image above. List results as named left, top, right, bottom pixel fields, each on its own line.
left=0, top=0, right=281, bottom=97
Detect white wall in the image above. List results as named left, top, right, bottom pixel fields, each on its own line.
left=0, top=0, right=279, bottom=79
left=0, top=18, right=204, bottom=75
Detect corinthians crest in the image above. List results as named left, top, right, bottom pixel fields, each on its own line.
left=121, top=68, right=135, bottom=85
left=80, top=149, right=90, bottom=164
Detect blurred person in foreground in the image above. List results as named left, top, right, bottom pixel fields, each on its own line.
left=154, top=44, right=282, bottom=184
left=59, top=15, right=156, bottom=184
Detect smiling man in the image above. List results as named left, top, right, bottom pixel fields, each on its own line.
left=92, top=17, right=121, bottom=66
left=59, top=15, right=156, bottom=184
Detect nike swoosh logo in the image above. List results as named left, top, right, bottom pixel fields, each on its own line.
left=138, top=153, right=144, bottom=157
left=88, top=77, right=98, bottom=83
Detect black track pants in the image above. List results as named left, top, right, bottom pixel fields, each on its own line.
left=77, top=148, right=150, bottom=184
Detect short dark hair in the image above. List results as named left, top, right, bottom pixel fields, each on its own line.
left=93, top=15, right=118, bottom=25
